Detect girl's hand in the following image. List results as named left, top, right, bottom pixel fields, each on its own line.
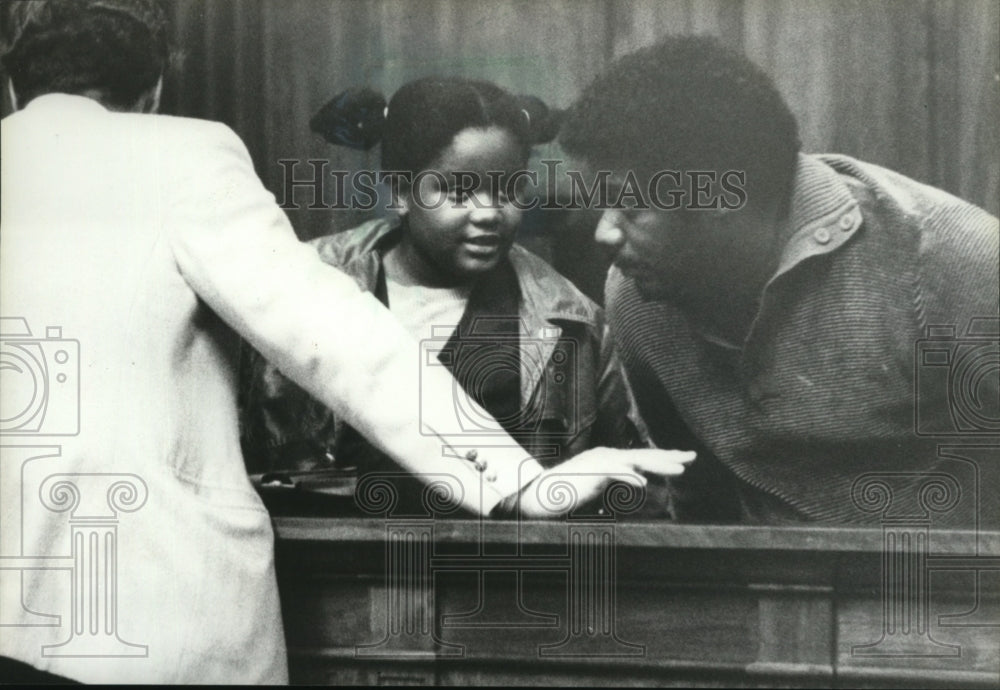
left=514, top=448, right=696, bottom=519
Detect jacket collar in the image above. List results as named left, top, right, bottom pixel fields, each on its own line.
left=321, top=216, right=600, bottom=332
left=317, top=216, right=600, bottom=407
left=21, top=92, right=110, bottom=115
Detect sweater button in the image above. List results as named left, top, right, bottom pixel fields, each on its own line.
left=813, top=227, right=831, bottom=244
left=747, top=380, right=771, bottom=404
left=839, top=213, right=855, bottom=230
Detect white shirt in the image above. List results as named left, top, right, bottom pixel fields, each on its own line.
left=386, top=277, right=471, bottom=343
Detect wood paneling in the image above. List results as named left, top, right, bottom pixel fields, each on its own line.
left=274, top=519, right=1000, bottom=687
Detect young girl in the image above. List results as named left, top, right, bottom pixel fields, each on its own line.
left=242, top=77, right=641, bottom=508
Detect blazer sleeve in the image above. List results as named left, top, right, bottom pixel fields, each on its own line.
left=163, top=121, right=542, bottom=514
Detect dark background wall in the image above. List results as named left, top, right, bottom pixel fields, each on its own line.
left=3, top=0, right=997, bottom=271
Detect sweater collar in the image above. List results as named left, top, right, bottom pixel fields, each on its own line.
left=768, top=153, right=863, bottom=285
left=691, top=154, right=865, bottom=350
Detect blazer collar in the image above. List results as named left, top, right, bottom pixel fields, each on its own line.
left=22, top=92, right=110, bottom=115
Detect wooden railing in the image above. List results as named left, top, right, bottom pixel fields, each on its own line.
left=273, top=517, right=999, bottom=687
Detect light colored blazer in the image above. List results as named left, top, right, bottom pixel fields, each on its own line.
left=0, top=94, right=541, bottom=683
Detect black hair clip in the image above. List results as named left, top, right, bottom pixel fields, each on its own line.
left=310, top=87, right=387, bottom=150
left=517, top=95, right=565, bottom=145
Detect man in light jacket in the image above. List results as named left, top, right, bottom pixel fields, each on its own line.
left=0, top=1, right=690, bottom=683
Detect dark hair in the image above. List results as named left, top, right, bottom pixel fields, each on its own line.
left=1, top=0, right=169, bottom=109
left=559, top=35, right=801, bottom=207
left=311, top=78, right=562, bottom=174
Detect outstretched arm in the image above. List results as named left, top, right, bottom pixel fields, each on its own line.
left=166, top=122, right=543, bottom=515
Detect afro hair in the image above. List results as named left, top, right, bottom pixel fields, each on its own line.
left=560, top=35, right=801, bottom=208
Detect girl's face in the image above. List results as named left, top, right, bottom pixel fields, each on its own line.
left=399, top=126, right=526, bottom=286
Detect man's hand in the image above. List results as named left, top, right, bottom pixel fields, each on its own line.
left=514, top=448, right=696, bottom=519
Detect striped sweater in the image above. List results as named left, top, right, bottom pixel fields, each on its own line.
left=607, top=153, right=999, bottom=526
